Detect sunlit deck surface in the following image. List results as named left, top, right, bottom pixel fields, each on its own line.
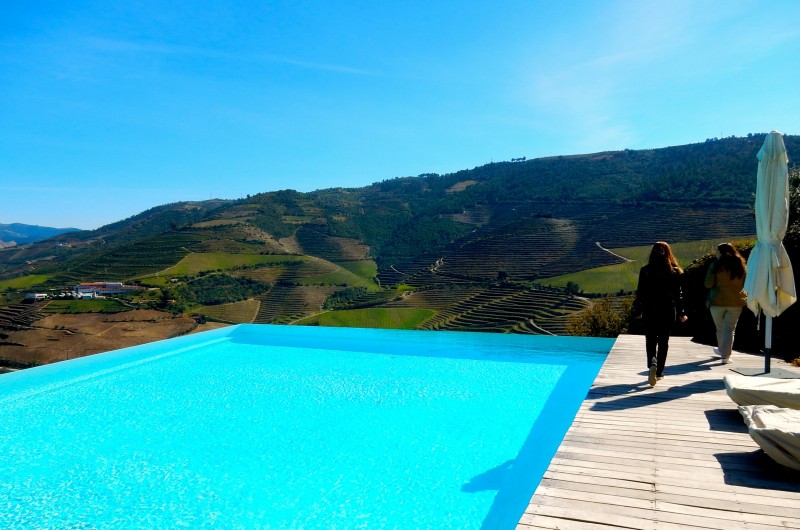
left=518, top=334, right=800, bottom=529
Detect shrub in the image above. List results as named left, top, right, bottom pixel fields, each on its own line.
left=568, top=296, right=633, bottom=337
left=323, top=287, right=368, bottom=310
left=174, top=274, right=270, bottom=306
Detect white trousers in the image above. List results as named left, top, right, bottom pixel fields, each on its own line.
left=709, top=305, right=743, bottom=358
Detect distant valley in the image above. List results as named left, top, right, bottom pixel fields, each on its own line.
left=0, top=223, right=80, bottom=248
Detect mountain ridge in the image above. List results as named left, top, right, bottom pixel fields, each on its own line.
left=0, top=134, right=795, bottom=291
left=0, top=223, right=81, bottom=249
left=1, top=134, right=796, bottom=365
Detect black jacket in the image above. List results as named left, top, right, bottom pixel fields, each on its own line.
left=634, top=264, right=685, bottom=319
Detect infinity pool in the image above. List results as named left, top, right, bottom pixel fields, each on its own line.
left=0, top=325, right=612, bottom=528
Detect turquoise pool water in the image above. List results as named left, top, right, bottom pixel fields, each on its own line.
left=0, top=325, right=612, bottom=529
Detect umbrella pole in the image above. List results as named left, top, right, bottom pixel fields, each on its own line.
left=765, top=315, right=772, bottom=374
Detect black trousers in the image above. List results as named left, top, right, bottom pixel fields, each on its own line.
left=644, top=310, right=674, bottom=377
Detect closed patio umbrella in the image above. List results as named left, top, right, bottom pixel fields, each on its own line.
left=742, top=131, right=796, bottom=374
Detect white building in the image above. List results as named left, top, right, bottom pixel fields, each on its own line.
left=74, top=282, right=143, bottom=296
left=25, top=293, right=47, bottom=300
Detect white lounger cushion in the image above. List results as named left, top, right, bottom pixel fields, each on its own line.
left=739, top=405, right=800, bottom=470
left=724, top=374, right=800, bottom=409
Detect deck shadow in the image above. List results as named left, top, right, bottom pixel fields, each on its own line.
left=714, top=450, right=800, bottom=492
left=588, top=378, right=726, bottom=411
left=626, top=356, right=721, bottom=377
left=586, top=382, right=651, bottom=398
left=704, top=408, right=748, bottom=433
left=656, top=357, right=720, bottom=376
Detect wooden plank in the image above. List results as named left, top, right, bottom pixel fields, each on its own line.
left=522, top=502, right=655, bottom=530
left=540, top=470, right=657, bottom=492
left=538, top=477, right=657, bottom=501
left=529, top=487, right=790, bottom=530
left=541, top=476, right=800, bottom=515
left=655, top=492, right=800, bottom=520
left=518, top=334, right=800, bottom=529
left=537, top=486, right=800, bottom=528
left=656, top=481, right=800, bottom=506
left=517, top=516, right=638, bottom=530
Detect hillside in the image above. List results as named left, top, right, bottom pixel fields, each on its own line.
left=0, top=134, right=796, bottom=364
left=0, top=223, right=80, bottom=248
left=0, top=200, right=231, bottom=280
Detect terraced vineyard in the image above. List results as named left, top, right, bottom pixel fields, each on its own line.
left=367, top=204, right=753, bottom=335
left=253, top=285, right=341, bottom=324
left=231, top=264, right=289, bottom=284
left=238, top=254, right=373, bottom=323
left=277, top=258, right=341, bottom=282
left=415, top=285, right=588, bottom=335
left=184, top=223, right=292, bottom=255
left=196, top=299, right=260, bottom=324
left=391, top=267, right=474, bottom=288
left=329, top=289, right=402, bottom=309
left=42, top=232, right=209, bottom=289
left=376, top=203, right=754, bottom=286
left=375, top=256, right=436, bottom=286
left=383, top=286, right=485, bottom=310
left=0, top=303, right=42, bottom=332
left=436, top=217, right=615, bottom=282
left=294, top=226, right=369, bottom=262
left=580, top=204, right=754, bottom=248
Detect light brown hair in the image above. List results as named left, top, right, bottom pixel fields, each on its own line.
left=648, top=241, right=683, bottom=274
left=716, top=242, right=746, bottom=280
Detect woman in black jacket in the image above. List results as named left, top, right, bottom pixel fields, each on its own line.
left=634, top=241, right=688, bottom=386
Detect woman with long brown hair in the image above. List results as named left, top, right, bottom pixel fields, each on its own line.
left=704, top=242, right=747, bottom=364
left=634, top=241, right=688, bottom=386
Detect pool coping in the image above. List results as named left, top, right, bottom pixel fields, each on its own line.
left=517, top=334, right=800, bottom=529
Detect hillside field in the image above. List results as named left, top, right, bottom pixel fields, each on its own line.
left=146, top=252, right=309, bottom=278
left=538, top=236, right=755, bottom=294
left=0, top=310, right=197, bottom=367
left=290, top=260, right=380, bottom=290
left=296, top=308, right=435, bottom=329
left=41, top=299, right=130, bottom=314
left=0, top=274, right=52, bottom=291
left=194, top=299, right=260, bottom=323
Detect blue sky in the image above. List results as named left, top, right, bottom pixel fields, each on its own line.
left=2, top=1, right=799, bottom=230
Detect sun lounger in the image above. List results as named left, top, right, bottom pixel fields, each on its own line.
left=739, top=405, right=800, bottom=470
left=723, top=374, right=800, bottom=409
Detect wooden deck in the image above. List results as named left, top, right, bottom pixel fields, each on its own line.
left=518, top=334, right=800, bottom=529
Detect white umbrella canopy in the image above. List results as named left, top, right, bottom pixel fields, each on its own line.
left=743, top=131, right=796, bottom=373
